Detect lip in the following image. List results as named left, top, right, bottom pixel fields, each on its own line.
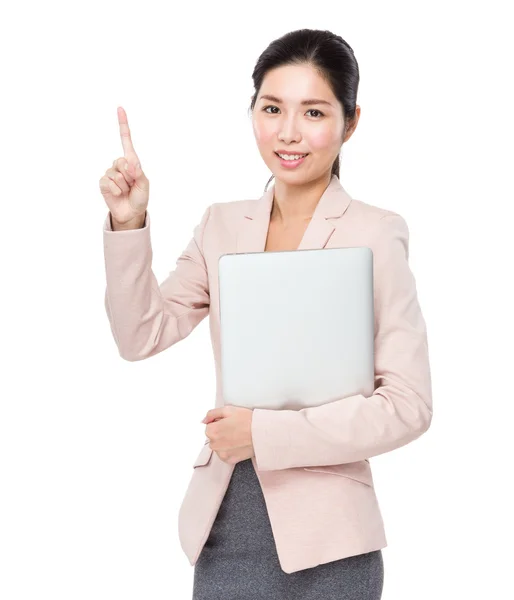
left=275, top=152, right=309, bottom=168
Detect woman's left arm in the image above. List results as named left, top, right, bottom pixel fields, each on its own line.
left=250, top=213, right=433, bottom=470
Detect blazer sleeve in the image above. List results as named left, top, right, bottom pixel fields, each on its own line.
left=103, top=206, right=211, bottom=361
left=250, top=213, right=433, bottom=470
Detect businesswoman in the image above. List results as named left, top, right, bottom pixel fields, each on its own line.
left=101, top=28, right=432, bottom=600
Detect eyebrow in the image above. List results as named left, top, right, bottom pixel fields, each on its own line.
left=258, top=94, right=333, bottom=107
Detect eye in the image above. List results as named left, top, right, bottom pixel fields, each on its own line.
left=262, top=105, right=324, bottom=118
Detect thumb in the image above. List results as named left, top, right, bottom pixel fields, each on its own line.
left=129, top=160, right=142, bottom=178
left=202, top=408, right=225, bottom=423
left=124, top=158, right=138, bottom=177
left=129, top=160, right=149, bottom=189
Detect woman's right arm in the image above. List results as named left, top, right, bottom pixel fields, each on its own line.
left=100, top=106, right=210, bottom=361
left=103, top=206, right=211, bottom=361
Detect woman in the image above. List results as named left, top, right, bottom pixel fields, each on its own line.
left=101, top=28, right=432, bottom=600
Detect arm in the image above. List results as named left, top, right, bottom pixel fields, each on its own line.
left=250, top=213, right=433, bottom=470
left=103, top=206, right=211, bottom=361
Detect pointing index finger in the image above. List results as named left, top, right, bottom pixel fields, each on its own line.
left=117, top=106, right=137, bottom=158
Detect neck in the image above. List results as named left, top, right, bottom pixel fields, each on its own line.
left=270, top=173, right=333, bottom=224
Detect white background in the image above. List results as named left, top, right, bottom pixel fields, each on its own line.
left=1, top=1, right=513, bottom=598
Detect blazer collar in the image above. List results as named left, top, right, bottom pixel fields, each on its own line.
left=236, top=174, right=353, bottom=254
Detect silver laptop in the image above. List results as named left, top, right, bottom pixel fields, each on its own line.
left=218, top=247, right=375, bottom=411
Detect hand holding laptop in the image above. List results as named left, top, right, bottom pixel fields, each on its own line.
left=200, top=405, right=255, bottom=464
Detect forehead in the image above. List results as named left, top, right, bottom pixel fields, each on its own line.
left=258, top=64, right=336, bottom=105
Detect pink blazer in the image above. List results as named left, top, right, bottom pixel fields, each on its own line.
left=103, top=174, right=433, bottom=574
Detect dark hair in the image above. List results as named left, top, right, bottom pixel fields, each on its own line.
left=248, top=29, right=360, bottom=192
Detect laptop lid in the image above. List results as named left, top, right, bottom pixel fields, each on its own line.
left=218, top=247, right=375, bottom=411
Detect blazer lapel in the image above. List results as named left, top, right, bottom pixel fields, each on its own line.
left=235, top=174, right=354, bottom=254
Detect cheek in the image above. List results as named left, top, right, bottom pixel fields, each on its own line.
left=307, top=128, right=340, bottom=152
left=252, top=117, right=275, bottom=145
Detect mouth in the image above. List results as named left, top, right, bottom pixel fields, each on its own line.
left=274, top=152, right=309, bottom=168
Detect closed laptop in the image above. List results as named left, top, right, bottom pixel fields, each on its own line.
left=218, top=247, right=375, bottom=411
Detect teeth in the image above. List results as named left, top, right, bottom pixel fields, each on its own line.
left=278, top=153, right=307, bottom=161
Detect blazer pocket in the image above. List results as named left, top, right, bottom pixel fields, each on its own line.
left=193, top=443, right=213, bottom=468
left=303, top=460, right=373, bottom=487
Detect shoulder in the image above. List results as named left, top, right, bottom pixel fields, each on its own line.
left=347, top=197, right=404, bottom=225
left=350, top=197, right=409, bottom=234
left=344, top=198, right=410, bottom=262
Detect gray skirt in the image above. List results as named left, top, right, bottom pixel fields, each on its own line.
left=192, top=458, right=384, bottom=600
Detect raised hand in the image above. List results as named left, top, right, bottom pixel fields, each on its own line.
left=99, top=106, right=150, bottom=227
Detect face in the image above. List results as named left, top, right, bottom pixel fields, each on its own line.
left=251, top=63, right=360, bottom=184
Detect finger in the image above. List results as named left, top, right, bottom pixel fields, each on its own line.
left=111, top=157, right=135, bottom=185
left=117, top=106, right=138, bottom=159
left=127, top=160, right=143, bottom=181
left=202, top=406, right=228, bottom=423
left=202, top=415, right=221, bottom=424
left=204, top=408, right=225, bottom=422
left=113, top=155, right=144, bottom=185
left=105, top=167, right=130, bottom=194
left=99, top=175, right=122, bottom=197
